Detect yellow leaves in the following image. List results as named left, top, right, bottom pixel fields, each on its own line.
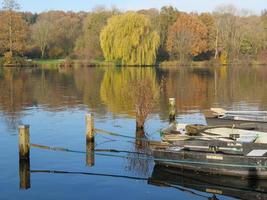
left=220, top=51, right=228, bottom=65
left=100, top=68, right=160, bottom=116
left=100, top=12, right=160, bottom=65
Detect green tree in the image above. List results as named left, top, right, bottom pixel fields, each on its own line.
left=100, top=12, right=160, bottom=65
left=0, top=0, right=29, bottom=56
left=157, top=6, right=179, bottom=61
left=75, top=9, right=113, bottom=59
left=238, top=16, right=265, bottom=57
left=261, top=10, right=267, bottom=50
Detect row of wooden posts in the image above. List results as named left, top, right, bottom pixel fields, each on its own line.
left=18, top=98, right=176, bottom=189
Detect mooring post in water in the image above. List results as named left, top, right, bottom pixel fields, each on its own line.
left=169, top=98, right=176, bottom=122
left=18, top=125, right=31, bottom=189
left=19, top=125, right=30, bottom=160
left=86, top=113, right=94, bottom=142
left=86, top=114, right=95, bottom=166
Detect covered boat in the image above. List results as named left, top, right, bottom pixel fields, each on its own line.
left=152, top=116, right=267, bottom=178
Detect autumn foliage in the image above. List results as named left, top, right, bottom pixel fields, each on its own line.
left=1, top=0, right=267, bottom=66
left=0, top=11, right=29, bottom=55
left=167, top=13, right=208, bottom=62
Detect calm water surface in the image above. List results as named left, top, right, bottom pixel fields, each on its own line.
left=1, top=65, right=267, bottom=200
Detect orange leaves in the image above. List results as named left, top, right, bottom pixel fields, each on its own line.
left=166, top=13, right=208, bottom=61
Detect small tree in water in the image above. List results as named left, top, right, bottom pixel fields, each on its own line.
left=100, top=68, right=161, bottom=135
left=130, top=76, right=160, bottom=133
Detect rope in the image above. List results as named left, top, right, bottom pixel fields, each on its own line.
left=31, top=143, right=267, bottom=169
left=31, top=170, right=148, bottom=181
left=95, top=128, right=156, bottom=142
left=31, top=144, right=149, bottom=155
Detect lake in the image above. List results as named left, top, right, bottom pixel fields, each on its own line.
left=1, top=65, right=267, bottom=200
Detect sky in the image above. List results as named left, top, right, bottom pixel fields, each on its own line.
left=14, top=0, right=267, bottom=14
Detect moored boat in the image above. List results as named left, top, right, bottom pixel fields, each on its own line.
left=152, top=144, right=267, bottom=178
left=160, top=123, right=267, bottom=144
left=152, top=116, right=267, bottom=179
left=208, top=108, right=267, bottom=123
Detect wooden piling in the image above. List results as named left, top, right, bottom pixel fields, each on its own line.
left=86, top=114, right=94, bottom=143
left=169, top=98, right=176, bottom=122
left=19, top=125, right=30, bottom=160
left=19, top=159, right=31, bottom=189
left=86, top=113, right=95, bottom=166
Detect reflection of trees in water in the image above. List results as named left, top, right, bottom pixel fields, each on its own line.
left=1, top=66, right=267, bottom=131
left=0, top=67, right=106, bottom=131
left=73, top=67, right=105, bottom=111
left=160, top=66, right=267, bottom=116
left=4, top=114, right=23, bottom=131
left=0, top=68, right=32, bottom=131
left=126, top=130, right=153, bottom=177
left=100, top=67, right=161, bottom=130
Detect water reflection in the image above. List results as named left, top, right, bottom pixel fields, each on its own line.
left=148, top=164, right=267, bottom=200
left=126, top=130, right=153, bottom=177
left=19, top=159, right=31, bottom=190
left=86, top=140, right=95, bottom=167
left=6, top=64, right=267, bottom=199
left=100, top=67, right=160, bottom=116
left=1, top=65, right=267, bottom=132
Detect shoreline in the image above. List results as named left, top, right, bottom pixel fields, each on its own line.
left=1, top=58, right=267, bottom=68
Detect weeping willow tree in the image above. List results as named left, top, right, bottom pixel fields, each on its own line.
left=100, top=12, right=160, bottom=65
left=100, top=68, right=160, bottom=131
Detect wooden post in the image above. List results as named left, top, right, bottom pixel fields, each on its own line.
left=86, top=114, right=95, bottom=166
left=18, top=125, right=30, bottom=189
left=86, top=114, right=94, bottom=143
left=169, top=98, right=176, bottom=123
left=19, top=159, right=31, bottom=189
left=19, top=125, right=30, bottom=160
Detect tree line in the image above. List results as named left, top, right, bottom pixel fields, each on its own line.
left=0, top=0, right=267, bottom=65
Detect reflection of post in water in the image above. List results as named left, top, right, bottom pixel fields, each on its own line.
left=208, top=194, right=219, bottom=200
left=18, top=125, right=31, bottom=189
left=85, top=114, right=95, bottom=167
left=168, top=98, right=176, bottom=123
left=19, top=159, right=31, bottom=189
left=86, top=141, right=95, bottom=167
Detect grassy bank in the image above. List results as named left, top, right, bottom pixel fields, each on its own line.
left=33, top=59, right=65, bottom=65
left=5, top=58, right=266, bottom=68
left=159, top=60, right=267, bottom=67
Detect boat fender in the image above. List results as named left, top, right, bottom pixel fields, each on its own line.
left=229, top=134, right=240, bottom=140
left=208, top=145, right=219, bottom=153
